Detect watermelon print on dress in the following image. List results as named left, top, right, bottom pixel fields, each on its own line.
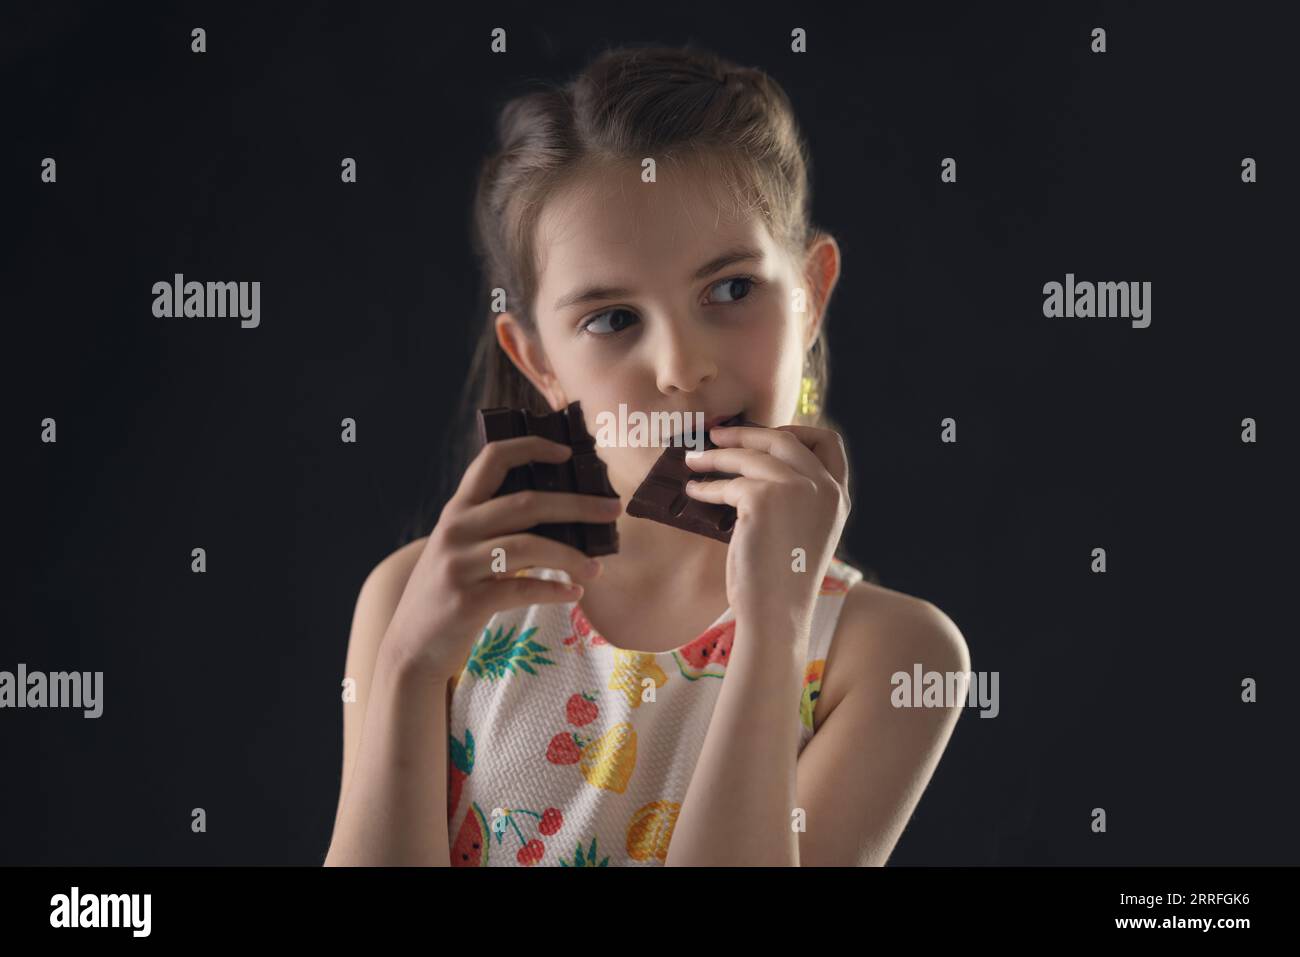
left=561, top=604, right=609, bottom=656
left=448, top=728, right=488, bottom=866
left=819, top=573, right=849, bottom=595
left=450, top=801, right=490, bottom=866
left=673, top=620, right=735, bottom=680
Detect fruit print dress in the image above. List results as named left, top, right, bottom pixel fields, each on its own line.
left=446, top=556, right=865, bottom=866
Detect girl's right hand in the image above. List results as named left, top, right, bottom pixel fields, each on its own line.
left=381, top=435, right=622, bottom=678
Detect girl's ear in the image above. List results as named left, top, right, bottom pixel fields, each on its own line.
left=495, top=312, right=565, bottom=410
left=801, top=232, right=842, bottom=349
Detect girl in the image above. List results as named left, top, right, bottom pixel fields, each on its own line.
left=326, top=44, right=969, bottom=867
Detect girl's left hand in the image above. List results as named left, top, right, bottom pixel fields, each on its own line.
left=683, top=424, right=851, bottom=630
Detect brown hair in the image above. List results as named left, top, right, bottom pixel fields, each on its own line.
left=401, top=43, right=874, bottom=582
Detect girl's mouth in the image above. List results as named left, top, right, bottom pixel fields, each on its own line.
left=703, top=410, right=744, bottom=432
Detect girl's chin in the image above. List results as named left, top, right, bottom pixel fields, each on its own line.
left=607, top=454, right=661, bottom=492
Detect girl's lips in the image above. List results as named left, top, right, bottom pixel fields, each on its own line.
left=703, top=411, right=743, bottom=431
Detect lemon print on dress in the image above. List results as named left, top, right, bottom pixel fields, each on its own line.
left=608, top=650, right=668, bottom=707
left=578, top=722, right=638, bottom=793
left=626, top=800, right=681, bottom=862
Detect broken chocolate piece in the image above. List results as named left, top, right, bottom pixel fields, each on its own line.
left=625, top=412, right=762, bottom=544
left=476, top=401, right=620, bottom=557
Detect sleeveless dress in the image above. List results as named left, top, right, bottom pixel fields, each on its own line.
left=445, top=556, right=866, bottom=866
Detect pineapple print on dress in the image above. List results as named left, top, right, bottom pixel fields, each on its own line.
left=673, top=620, right=735, bottom=681
left=466, top=623, right=556, bottom=679
left=448, top=728, right=475, bottom=820
left=626, top=800, right=681, bottom=863
left=558, top=836, right=611, bottom=867
left=546, top=689, right=637, bottom=793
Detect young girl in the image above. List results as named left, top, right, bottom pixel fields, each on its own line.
left=326, top=45, right=969, bottom=867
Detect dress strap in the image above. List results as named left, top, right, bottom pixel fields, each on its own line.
left=798, top=558, right=865, bottom=751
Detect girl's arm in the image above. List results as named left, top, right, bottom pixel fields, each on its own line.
left=665, top=610, right=811, bottom=866
left=325, top=549, right=453, bottom=867
left=793, top=593, right=969, bottom=867
left=325, top=437, right=612, bottom=866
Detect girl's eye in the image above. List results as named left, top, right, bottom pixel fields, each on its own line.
left=706, top=275, right=757, bottom=304
left=579, top=275, right=761, bottom=338
left=580, top=308, right=639, bottom=337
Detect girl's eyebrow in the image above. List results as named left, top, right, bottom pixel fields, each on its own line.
left=552, top=245, right=764, bottom=312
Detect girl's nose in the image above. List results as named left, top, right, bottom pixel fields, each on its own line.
left=653, top=322, right=718, bottom=395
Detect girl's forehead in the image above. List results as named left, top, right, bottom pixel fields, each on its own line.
left=535, top=164, right=774, bottom=293
left=549, top=164, right=741, bottom=227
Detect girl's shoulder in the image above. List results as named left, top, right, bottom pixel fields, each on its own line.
left=824, top=556, right=960, bottom=645
left=369, top=536, right=429, bottom=595
left=816, top=566, right=969, bottom=727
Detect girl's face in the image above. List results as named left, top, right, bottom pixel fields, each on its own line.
left=497, top=161, right=840, bottom=497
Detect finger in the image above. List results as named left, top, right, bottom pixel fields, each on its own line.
left=456, top=489, right=623, bottom=542
left=453, top=532, right=604, bottom=586
left=707, top=423, right=826, bottom=481
left=682, top=475, right=766, bottom=510
left=454, top=436, right=574, bottom=507
left=684, top=447, right=796, bottom=484
left=771, top=425, right=849, bottom=486
left=468, top=577, right=587, bottom=614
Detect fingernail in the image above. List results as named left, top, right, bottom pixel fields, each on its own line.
left=685, top=450, right=703, bottom=461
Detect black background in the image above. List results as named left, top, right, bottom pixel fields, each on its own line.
left=5, top=1, right=1296, bottom=865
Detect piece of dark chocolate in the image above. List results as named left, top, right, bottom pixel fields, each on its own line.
left=625, top=413, right=761, bottom=544
left=476, top=401, right=620, bottom=557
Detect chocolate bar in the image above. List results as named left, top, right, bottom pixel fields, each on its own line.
left=625, top=413, right=760, bottom=543
left=476, top=401, right=620, bottom=557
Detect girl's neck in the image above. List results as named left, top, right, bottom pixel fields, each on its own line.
left=592, top=511, right=729, bottom=596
